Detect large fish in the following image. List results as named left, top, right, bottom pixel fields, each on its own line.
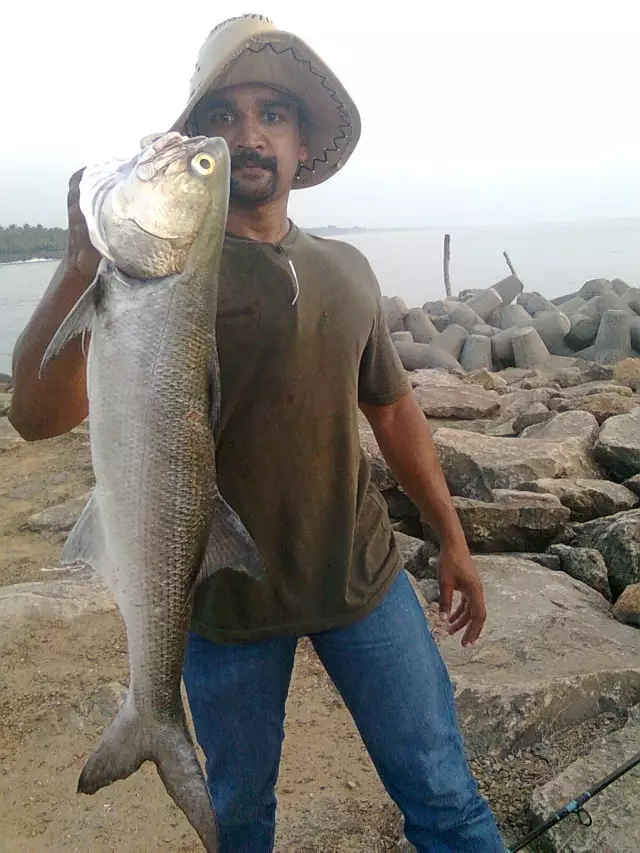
left=39, top=131, right=265, bottom=852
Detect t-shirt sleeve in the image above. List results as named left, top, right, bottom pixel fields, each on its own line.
left=358, top=296, right=412, bottom=406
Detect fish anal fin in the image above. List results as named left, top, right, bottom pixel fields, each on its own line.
left=38, top=262, right=105, bottom=378
left=193, top=495, right=266, bottom=592
left=61, top=490, right=113, bottom=592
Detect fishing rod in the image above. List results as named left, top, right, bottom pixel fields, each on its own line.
left=506, top=750, right=640, bottom=852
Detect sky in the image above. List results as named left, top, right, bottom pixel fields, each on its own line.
left=2, top=0, right=640, bottom=229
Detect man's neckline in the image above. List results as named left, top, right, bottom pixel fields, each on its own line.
left=224, top=219, right=300, bottom=249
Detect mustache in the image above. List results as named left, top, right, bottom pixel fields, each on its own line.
left=230, top=149, right=278, bottom=173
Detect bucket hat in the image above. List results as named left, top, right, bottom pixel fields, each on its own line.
left=170, top=13, right=361, bottom=189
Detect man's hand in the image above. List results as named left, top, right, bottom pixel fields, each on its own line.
left=437, top=545, right=487, bottom=647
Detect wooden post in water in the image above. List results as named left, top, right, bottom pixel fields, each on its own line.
left=443, top=234, right=452, bottom=298
left=503, top=250, right=518, bottom=278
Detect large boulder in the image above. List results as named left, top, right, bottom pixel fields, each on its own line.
left=519, top=410, right=600, bottom=445
left=529, top=706, right=640, bottom=853
left=552, top=391, right=638, bottom=424
left=393, top=340, right=461, bottom=372
left=594, top=408, right=640, bottom=479
left=547, top=544, right=612, bottom=601
left=432, top=428, right=602, bottom=501
left=438, top=555, right=640, bottom=756
left=421, top=492, right=571, bottom=553
left=413, top=385, right=500, bottom=420
left=519, top=477, right=638, bottom=522
left=572, top=509, right=640, bottom=596
left=614, top=584, right=640, bottom=627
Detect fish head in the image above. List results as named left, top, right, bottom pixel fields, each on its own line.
left=102, top=133, right=231, bottom=279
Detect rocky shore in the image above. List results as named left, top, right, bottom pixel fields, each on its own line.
left=2, top=280, right=640, bottom=851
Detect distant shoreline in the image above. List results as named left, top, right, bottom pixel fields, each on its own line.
left=0, top=253, right=63, bottom=266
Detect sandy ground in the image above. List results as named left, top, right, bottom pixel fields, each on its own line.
left=0, top=427, right=406, bottom=852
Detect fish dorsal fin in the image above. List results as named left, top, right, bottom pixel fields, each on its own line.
left=192, top=495, right=266, bottom=594
left=61, top=490, right=114, bottom=593
left=38, top=261, right=106, bottom=379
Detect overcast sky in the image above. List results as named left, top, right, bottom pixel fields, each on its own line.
left=2, top=0, right=639, bottom=229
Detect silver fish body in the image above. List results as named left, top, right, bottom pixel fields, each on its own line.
left=40, top=134, right=264, bottom=852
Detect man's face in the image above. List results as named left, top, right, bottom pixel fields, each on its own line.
left=190, top=84, right=308, bottom=207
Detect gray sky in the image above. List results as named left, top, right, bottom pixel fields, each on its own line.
left=2, top=0, right=640, bottom=229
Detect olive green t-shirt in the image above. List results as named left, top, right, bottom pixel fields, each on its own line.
left=190, top=221, right=412, bottom=643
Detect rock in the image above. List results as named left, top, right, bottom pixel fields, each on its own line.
left=584, top=290, right=631, bottom=323
left=555, top=295, right=587, bottom=316
left=458, top=335, right=493, bottom=372
left=514, top=551, right=562, bottom=570
left=437, top=323, right=468, bottom=359
left=409, top=369, right=463, bottom=389
left=512, top=404, right=553, bottom=435
left=562, top=380, right=632, bottom=398
left=25, top=493, right=91, bottom=534
left=497, top=388, right=560, bottom=422
left=467, top=491, right=570, bottom=553
left=519, top=477, right=638, bottom=522
left=460, top=368, right=507, bottom=393
left=612, top=277, right=631, bottom=297
left=359, top=415, right=396, bottom=491
left=495, top=303, right=533, bottom=329
left=519, top=410, right=600, bottom=446
left=0, top=573, right=115, bottom=648
left=519, top=370, right=561, bottom=390
left=566, top=312, right=600, bottom=351
left=0, top=392, right=12, bottom=416
left=547, top=544, right=612, bottom=600
left=432, top=428, right=602, bottom=501
left=413, top=384, right=500, bottom=420
left=402, top=308, right=439, bottom=344
left=391, top=330, right=413, bottom=343
left=464, top=287, right=503, bottom=321
left=573, top=509, right=640, bottom=596
left=594, top=408, right=640, bottom=479
left=517, top=291, right=558, bottom=316
left=529, top=706, right=640, bottom=853
left=578, top=277, right=612, bottom=300
left=492, top=275, right=524, bottom=305
left=529, top=310, right=571, bottom=354
left=7, top=480, right=47, bottom=500
left=416, top=578, right=440, bottom=604
left=554, top=366, right=584, bottom=387
left=439, top=555, right=640, bottom=756
left=557, top=391, right=637, bottom=424
left=592, top=308, right=633, bottom=364
left=393, top=340, right=461, bottom=372
left=613, top=584, right=640, bottom=627
left=392, top=532, right=432, bottom=580
left=0, top=416, right=24, bottom=453
left=469, top=323, right=497, bottom=337
left=421, top=492, right=569, bottom=553
left=446, top=301, right=484, bottom=332
left=512, top=327, right=550, bottom=369
left=613, top=357, right=640, bottom=391
left=384, top=487, right=420, bottom=519
left=382, top=296, right=408, bottom=332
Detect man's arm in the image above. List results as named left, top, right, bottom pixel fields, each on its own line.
left=360, top=390, right=487, bottom=647
left=8, top=170, right=100, bottom=441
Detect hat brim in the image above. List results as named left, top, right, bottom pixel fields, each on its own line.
left=170, top=30, right=361, bottom=190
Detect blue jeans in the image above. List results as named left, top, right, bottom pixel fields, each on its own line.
left=183, top=569, right=504, bottom=852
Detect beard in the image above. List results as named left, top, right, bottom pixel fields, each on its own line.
left=229, top=149, right=279, bottom=207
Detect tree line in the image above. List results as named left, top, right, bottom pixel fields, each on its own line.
left=0, top=224, right=67, bottom=263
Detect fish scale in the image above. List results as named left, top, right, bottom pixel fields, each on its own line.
left=39, top=133, right=265, bottom=853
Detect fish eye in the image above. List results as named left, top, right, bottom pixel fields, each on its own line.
left=192, top=153, right=215, bottom=176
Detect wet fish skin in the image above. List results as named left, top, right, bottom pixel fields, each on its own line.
left=40, top=134, right=265, bottom=853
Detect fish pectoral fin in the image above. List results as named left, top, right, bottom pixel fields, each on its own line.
left=194, top=495, right=266, bottom=590
left=38, top=261, right=105, bottom=378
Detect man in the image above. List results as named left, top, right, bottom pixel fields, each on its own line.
left=8, top=14, right=505, bottom=853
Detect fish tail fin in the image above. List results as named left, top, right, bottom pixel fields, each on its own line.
left=78, top=694, right=219, bottom=852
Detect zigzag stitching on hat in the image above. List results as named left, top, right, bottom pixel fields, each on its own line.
left=246, top=42, right=352, bottom=176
